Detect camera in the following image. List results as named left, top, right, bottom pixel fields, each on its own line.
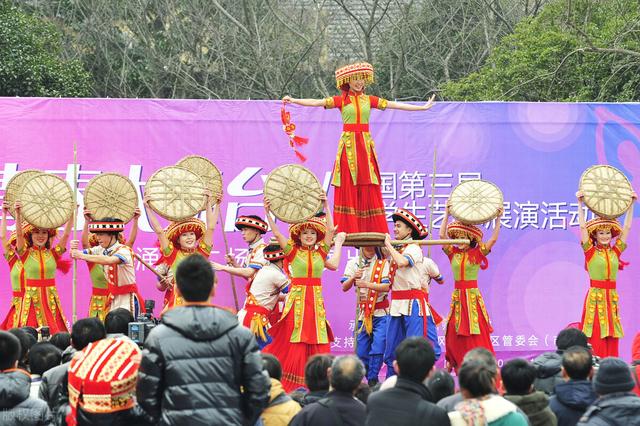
left=128, top=300, right=159, bottom=347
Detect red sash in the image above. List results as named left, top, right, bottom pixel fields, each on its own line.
left=392, top=289, right=430, bottom=335
left=590, top=279, right=616, bottom=290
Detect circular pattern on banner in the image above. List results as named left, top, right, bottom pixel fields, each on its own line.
left=449, top=179, right=504, bottom=225
left=5, top=169, right=41, bottom=218
left=508, top=103, right=582, bottom=152
left=580, top=165, right=633, bottom=219
left=145, top=166, right=206, bottom=221
left=84, top=173, right=138, bottom=223
left=264, top=164, right=323, bottom=224
left=20, top=172, right=74, bottom=229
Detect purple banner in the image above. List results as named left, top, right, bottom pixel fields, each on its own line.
left=1, top=98, right=639, bottom=361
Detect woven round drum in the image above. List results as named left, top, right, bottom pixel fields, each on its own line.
left=4, top=169, right=42, bottom=218
left=580, top=165, right=634, bottom=219
left=145, top=166, right=206, bottom=221
left=343, top=232, right=385, bottom=247
left=264, top=164, right=323, bottom=223
left=449, top=179, right=504, bottom=225
left=84, top=173, right=138, bottom=223
left=20, top=173, right=74, bottom=229
left=176, top=155, right=223, bottom=201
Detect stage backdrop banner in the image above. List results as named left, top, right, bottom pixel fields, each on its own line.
left=1, top=98, right=639, bottom=363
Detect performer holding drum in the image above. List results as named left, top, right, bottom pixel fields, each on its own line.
left=576, top=165, right=636, bottom=358
left=282, top=62, right=436, bottom=234
left=440, top=179, right=504, bottom=372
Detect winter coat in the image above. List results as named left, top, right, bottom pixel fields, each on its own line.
left=0, top=369, right=52, bottom=426
left=577, top=392, right=640, bottom=426
left=136, top=304, right=271, bottom=426
left=532, top=352, right=563, bottom=395
left=549, top=380, right=597, bottom=426
left=39, top=362, right=70, bottom=410
left=291, top=390, right=366, bottom=426
left=632, top=333, right=640, bottom=397
left=260, top=378, right=301, bottom=426
left=365, top=377, right=450, bottom=426
left=504, top=391, right=557, bottom=426
left=449, top=395, right=529, bottom=426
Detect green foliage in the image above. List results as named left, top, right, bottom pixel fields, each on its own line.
left=0, top=1, right=91, bottom=97
left=443, top=0, right=640, bottom=101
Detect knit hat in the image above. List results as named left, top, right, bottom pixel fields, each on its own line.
left=593, top=357, right=635, bottom=395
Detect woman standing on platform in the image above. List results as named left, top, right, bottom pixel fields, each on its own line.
left=13, top=201, right=72, bottom=333
left=576, top=190, right=636, bottom=358
left=283, top=62, right=436, bottom=234
left=263, top=194, right=346, bottom=391
left=439, top=202, right=503, bottom=372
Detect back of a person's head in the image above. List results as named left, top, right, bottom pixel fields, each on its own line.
left=8, top=328, right=36, bottom=367
left=49, top=332, right=71, bottom=352
left=330, top=355, right=365, bottom=393
left=105, top=308, right=134, bottom=335
left=354, top=382, right=371, bottom=404
left=71, top=317, right=106, bottom=350
left=20, top=326, right=39, bottom=341
left=262, top=353, right=282, bottom=381
left=28, top=342, right=62, bottom=376
left=427, top=369, right=455, bottom=402
left=556, top=328, right=588, bottom=352
left=462, top=347, right=497, bottom=375
left=459, top=359, right=496, bottom=398
left=305, top=354, right=333, bottom=392
left=562, top=346, right=593, bottom=380
left=176, top=254, right=214, bottom=302
left=593, top=356, right=635, bottom=396
left=395, top=337, right=436, bottom=383
left=0, top=330, right=21, bottom=370
left=501, top=358, right=536, bottom=395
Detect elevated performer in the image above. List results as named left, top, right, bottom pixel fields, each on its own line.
left=282, top=62, right=436, bottom=233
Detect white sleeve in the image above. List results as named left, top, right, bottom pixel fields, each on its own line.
left=422, top=257, right=441, bottom=278
left=341, top=258, right=358, bottom=282
left=404, top=244, right=423, bottom=266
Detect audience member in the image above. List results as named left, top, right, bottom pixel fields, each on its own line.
left=631, top=332, right=640, bottom=397
left=502, top=358, right=557, bottom=426
left=0, top=330, right=52, bottom=425
left=533, top=328, right=588, bottom=395
left=291, top=355, right=366, bottom=426
left=136, top=254, right=270, bottom=425
left=577, top=357, right=640, bottom=425
left=9, top=327, right=36, bottom=370
left=355, top=382, right=372, bottom=404
left=296, top=354, right=334, bottom=407
left=366, top=337, right=450, bottom=426
left=28, top=342, right=62, bottom=398
left=449, top=360, right=528, bottom=426
left=104, top=308, right=134, bottom=337
left=260, top=353, right=301, bottom=426
left=427, top=369, right=455, bottom=403
left=38, top=317, right=106, bottom=410
left=49, top=332, right=71, bottom=352
left=549, top=346, right=597, bottom=426
left=67, top=336, right=148, bottom=426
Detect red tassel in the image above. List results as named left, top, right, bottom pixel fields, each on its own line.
left=293, top=135, right=309, bottom=146
left=294, top=150, right=307, bottom=162
left=56, top=257, right=72, bottom=274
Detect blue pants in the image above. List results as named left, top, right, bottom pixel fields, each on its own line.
left=356, top=315, right=391, bottom=382
left=256, top=327, right=272, bottom=349
left=384, top=300, right=441, bottom=377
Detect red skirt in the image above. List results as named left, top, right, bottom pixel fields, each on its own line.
left=445, top=293, right=495, bottom=372
left=333, top=132, right=388, bottom=234
left=583, top=311, right=619, bottom=358
left=264, top=310, right=331, bottom=392
left=1, top=293, right=22, bottom=330
left=21, top=287, right=69, bottom=334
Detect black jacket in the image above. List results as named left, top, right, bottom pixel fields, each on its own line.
left=136, top=305, right=270, bottom=426
left=0, top=369, right=52, bottom=426
left=290, top=390, right=366, bottom=426
left=365, top=377, right=450, bottom=426
left=549, top=380, right=597, bottom=426
left=532, top=352, right=563, bottom=395
left=577, top=392, right=640, bottom=426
